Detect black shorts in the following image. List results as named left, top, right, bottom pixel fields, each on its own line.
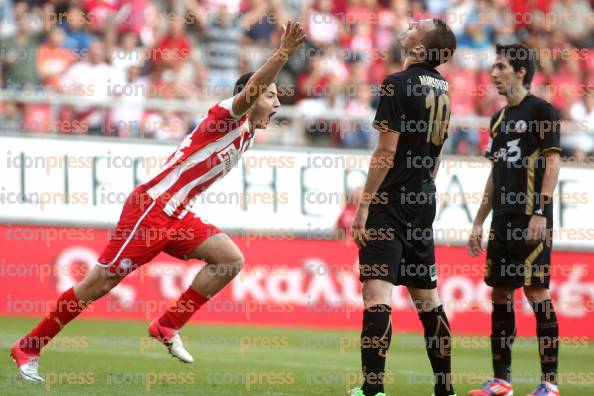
left=485, top=214, right=553, bottom=289
left=359, top=187, right=437, bottom=289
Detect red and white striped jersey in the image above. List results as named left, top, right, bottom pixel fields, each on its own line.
left=140, top=96, right=253, bottom=218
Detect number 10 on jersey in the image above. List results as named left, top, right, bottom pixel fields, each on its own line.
left=425, top=91, right=451, bottom=145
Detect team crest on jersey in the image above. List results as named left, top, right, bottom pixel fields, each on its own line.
left=217, top=144, right=239, bottom=175
left=513, top=120, right=527, bottom=133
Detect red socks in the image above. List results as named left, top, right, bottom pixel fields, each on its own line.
left=20, top=287, right=84, bottom=354
left=19, top=286, right=208, bottom=354
left=158, top=287, right=209, bottom=330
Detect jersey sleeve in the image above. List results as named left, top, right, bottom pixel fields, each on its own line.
left=373, top=76, right=403, bottom=134
left=210, top=96, right=248, bottom=121
left=196, top=96, right=248, bottom=142
left=535, top=101, right=561, bottom=153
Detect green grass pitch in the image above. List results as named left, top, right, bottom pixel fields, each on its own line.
left=1, top=317, right=593, bottom=395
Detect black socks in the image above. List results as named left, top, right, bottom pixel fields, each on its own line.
left=532, top=299, right=559, bottom=384
left=491, top=303, right=516, bottom=383
left=418, top=304, right=455, bottom=396
left=361, top=304, right=392, bottom=395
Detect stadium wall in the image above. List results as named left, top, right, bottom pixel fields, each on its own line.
left=0, top=135, right=593, bottom=338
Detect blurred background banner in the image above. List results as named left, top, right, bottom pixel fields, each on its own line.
left=1, top=134, right=593, bottom=248
left=1, top=224, right=593, bottom=338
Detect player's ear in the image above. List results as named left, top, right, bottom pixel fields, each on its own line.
left=517, top=66, right=527, bottom=82
left=413, top=44, right=426, bottom=61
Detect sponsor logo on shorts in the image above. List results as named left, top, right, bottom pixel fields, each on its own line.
left=119, top=258, right=132, bottom=273
left=429, top=263, right=437, bottom=282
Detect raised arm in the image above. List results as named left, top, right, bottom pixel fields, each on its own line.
left=231, top=20, right=305, bottom=117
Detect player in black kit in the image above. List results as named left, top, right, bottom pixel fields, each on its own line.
left=349, top=19, right=457, bottom=396
left=468, top=44, right=561, bottom=396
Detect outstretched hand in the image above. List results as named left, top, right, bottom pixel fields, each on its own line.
left=279, top=20, right=306, bottom=57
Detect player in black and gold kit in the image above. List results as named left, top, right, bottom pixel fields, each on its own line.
left=349, top=19, right=457, bottom=396
left=468, top=44, right=561, bottom=396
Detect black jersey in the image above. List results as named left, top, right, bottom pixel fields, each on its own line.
left=373, top=63, right=451, bottom=198
left=485, top=94, right=561, bottom=218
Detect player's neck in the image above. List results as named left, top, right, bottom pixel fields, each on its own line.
left=403, top=57, right=425, bottom=70
left=505, top=86, right=528, bottom=107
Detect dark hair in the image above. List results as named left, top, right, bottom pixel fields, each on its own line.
left=233, top=72, right=255, bottom=95
left=495, top=43, right=536, bottom=88
left=422, top=19, right=457, bottom=68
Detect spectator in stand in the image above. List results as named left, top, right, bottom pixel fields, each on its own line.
left=109, top=64, right=147, bottom=137
left=298, top=50, right=348, bottom=102
left=305, top=0, right=341, bottom=48
left=152, top=14, right=191, bottom=70
left=138, top=3, right=163, bottom=48
left=0, top=100, right=22, bottom=132
left=204, top=0, right=241, bottom=13
left=297, top=51, right=348, bottom=145
left=0, top=0, right=15, bottom=39
left=571, top=90, right=594, bottom=131
left=83, top=0, right=119, bottom=35
left=0, top=0, right=593, bottom=149
left=186, top=61, right=211, bottom=101
left=185, top=0, right=242, bottom=95
left=37, top=26, right=75, bottom=89
left=203, top=5, right=243, bottom=95
left=60, top=4, right=93, bottom=52
left=550, top=0, right=594, bottom=47
left=409, top=0, right=431, bottom=19
left=111, top=30, right=144, bottom=75
left=281, top=0, right=307, bottom=21
left=441, top=59, right=481, bottom=155
left=243, top=0, right=288, bottom=46
left=59, top=40, right=125, bottom=134
left=373, top=1, right=404, bottom=55
left=455, top=0, right=497, bottom=70
left=0, top=11, right=42, bottom=90
left=345, top=21, right=374, bottom=64
left=341, top=83, right=373, bottom=148
left=116, top=0, right=150, bottom=40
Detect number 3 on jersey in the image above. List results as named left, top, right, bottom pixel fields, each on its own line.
left=506, top=138, right=521, bottom=162
left=425, top=90, right=451, bottom=145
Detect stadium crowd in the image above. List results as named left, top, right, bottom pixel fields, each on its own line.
left=0, top=0, right=593, bottom=156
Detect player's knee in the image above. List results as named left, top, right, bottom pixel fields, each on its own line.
left=492, top=287, right=514, bottom=304
left=211, top=250, right=244, bottom=279
left=523, top=286, right=549, bottom=303
left=362, top=281, right=391, bottom=308
left=225, top=253, right=245, bottom=278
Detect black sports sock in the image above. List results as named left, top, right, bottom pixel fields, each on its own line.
left=361, top=304, right=392, bottom=395
left=491, top=303, right=516, bottom=383
left=418, top=305, right=455, bottom=396
left=531, top=299, right=559, bottom=384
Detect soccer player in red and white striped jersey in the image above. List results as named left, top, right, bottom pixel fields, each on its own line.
left=11, top=21, right=305, bottom=383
